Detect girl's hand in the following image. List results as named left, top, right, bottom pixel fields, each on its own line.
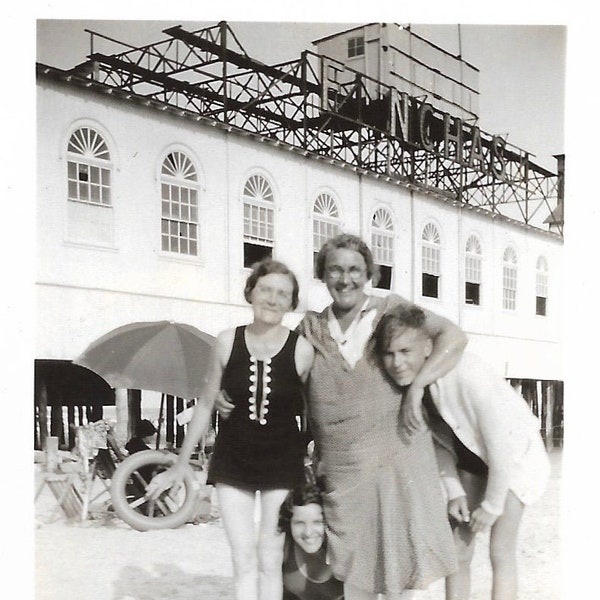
left=470, top=506, right=498, bottom=533
left=448, top=496, right=470, bottom=524
left=145, top=464, right=187, bottom=501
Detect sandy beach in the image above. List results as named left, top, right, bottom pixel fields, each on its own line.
left=34, top=450, right=562, bottom=600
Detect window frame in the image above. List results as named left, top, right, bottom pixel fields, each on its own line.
left=421, top=222, right=441, bottom=299
left=312, top=192, right=341, bottom=278
left=464, top=234, right=482, bottom=306
left=371, top=207, right=395, bottom=291
left=242, top=174, right=276, bottom=268
left=535, top=256, right=549, bottom=316
left=347, top=35, right=365, bottom=58
left=502, top=246, right=518, bottom=311
left=66, top=126, right=112, bottom=207
left=65, top=125, right=116, bottom=248
left=159, top=150, right=201, bottom=258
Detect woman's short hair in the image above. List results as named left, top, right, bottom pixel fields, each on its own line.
left=278, top=482, right=324, bottom=535
left=243, top=257, right=300, bottom=310
left=314, top=233, right=379, bottom=284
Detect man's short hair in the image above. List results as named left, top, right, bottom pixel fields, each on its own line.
left=370, top=303, right=430, bottom=364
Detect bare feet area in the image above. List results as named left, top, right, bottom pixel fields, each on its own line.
left=34, top=451, right=562, bottom=600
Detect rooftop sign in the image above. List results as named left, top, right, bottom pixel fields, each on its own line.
left=39, top=21, right=561, bottom=235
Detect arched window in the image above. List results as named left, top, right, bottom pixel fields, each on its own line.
left=160, top=151, right=199, bottom=256
left=464, top=234, right=482, bottom=305
left=66, top=127, right=113, bottom=245
left=421, top=222, right=441, bottom=298
left=313, top=193, right=341, bottom=277
left=371, top=208, right=394, bottom=290
left=502, top=246, right=518, bottom=310
left=243, top=174, right=274, bottom=267
left=536, top=256, right=548, bottom=316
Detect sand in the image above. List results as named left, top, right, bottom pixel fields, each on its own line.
left=34, top=450, right=562, bottom=600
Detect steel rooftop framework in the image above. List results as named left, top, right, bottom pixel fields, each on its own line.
left=44, top=21, right=561, bottom=237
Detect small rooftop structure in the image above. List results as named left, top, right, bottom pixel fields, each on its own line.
left=312, top=23, right=479, bottom=123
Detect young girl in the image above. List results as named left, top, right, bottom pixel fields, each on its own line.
left=146, top=258, right=314, bottom=600
left=278, top=482, right=344, bottom=600
left=371, top=304, right=550, bottom=600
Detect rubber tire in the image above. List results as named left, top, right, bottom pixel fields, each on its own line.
left=110, top=450, right=199, bottom=531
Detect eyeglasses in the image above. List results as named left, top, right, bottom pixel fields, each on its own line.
left=325, top=266, right=366, bottom=281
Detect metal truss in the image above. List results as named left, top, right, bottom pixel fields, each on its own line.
left=60, top=21, right=561, bottom=236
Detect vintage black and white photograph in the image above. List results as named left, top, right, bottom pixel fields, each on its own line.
left=6, top=2, right=589, bottom=599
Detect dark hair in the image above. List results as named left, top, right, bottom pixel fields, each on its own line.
left=278, top=482, right=324, bottom=536
left=369, top=303, right=429, bottom=368
left=243, top=257, right=300, bottom=310
left=134, top=419, right=156, bottom=438
left=314, top=233, right=379, bottom=285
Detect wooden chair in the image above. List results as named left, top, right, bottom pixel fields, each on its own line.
left=35, top=437, right=84, bottom=523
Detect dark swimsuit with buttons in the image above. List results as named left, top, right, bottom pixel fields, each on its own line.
left=207, top=326, right=306, bottom=491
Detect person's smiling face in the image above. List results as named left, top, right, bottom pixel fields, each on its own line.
left=323, top=248, right=369, bottom=312
left=290, top=503, right=326, bottom=554
left=249, top=272, right=294, bottom=325
left=382, top=327, right=433, bottom=387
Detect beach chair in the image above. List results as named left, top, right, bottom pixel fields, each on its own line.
left=35, top=436, right=85, bottom=523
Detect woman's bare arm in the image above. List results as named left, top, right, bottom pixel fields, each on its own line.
left=145, top=329, right=234, bottom=498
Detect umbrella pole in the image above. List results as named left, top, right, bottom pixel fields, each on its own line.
left=156, top=393, right=165, bottom=450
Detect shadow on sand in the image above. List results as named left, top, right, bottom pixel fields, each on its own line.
left=113, top=563, right=234, bottom=600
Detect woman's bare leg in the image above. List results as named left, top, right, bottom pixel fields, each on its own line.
left=216, top=484, right=259, bottom=600
left=257, top=488, right=289, bottom=600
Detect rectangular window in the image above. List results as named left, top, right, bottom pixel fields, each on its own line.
left=244, top=203, right=274, bottom=243
left=536, top=296, right=547, bottom=316
left=243, top=202, right=274, bottom=267
left=371, top=233, right=393, bottom=290
left=536, top=271, right=548, bottom=316
left=465, top=282, right=480, bottom=305
left=503, top=288, right=516, bottom=311
left=375, top=265, right=393, bottom=290
left=244, top=243, right=272, bottom=268
left=371, top=233, right=393, bottom=264
left=313, top=220, right=339, bottom=277
left=422, top=273, right=439, bottom=298
left=421, top=245, right=440, bottom=277
left=503, top=266, right=517, bottom=310
left=347, top=36, right=365, bottom=58
left=67, top=200, right=113, bottom=246
left=465, top=256, right=481, bottom=285
left=161, top=183, right=198, bottom=256
left=68, top=160, right=111, bottom=206
left=422, top=243, right=440, bottom=298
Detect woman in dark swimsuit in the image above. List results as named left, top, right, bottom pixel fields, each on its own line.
left=147, top=258, right=314, bottom=600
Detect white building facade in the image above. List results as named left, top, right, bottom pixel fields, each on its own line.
left=35, top=22, right=563, bottom=447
